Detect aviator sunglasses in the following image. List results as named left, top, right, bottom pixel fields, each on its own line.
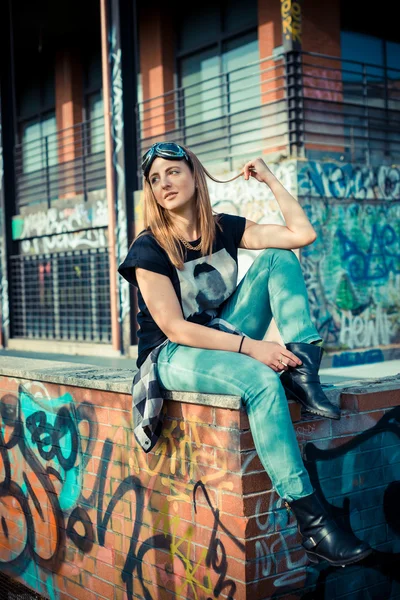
left=141, top=142, right=191, bottom=179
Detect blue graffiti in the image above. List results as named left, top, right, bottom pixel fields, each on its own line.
left=272, top=407, right=400, bottom=599
left=298, top=161, right=400, bottom=201
left=332, top=348, right=384, bottom=367
left=337, top=225, right=400, bottom=282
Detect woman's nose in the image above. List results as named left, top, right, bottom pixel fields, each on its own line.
left=160, top=176, right=171, bottom=189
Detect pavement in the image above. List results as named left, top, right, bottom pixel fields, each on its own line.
left=0, top=348, right=399, bottom=386
left=319, top=359, right=400, bottom=383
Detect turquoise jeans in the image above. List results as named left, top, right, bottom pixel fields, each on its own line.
left=157, top=249, right=321, bottom=501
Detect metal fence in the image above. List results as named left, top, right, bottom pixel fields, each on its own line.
left=14, top=117, right=106, bottom=208
left=9, top=248, right=111, bottom=343
left=136, top=50, right=400, bottom=179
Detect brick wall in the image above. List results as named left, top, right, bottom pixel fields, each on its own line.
left=138, top=1, right=175, bottom=138
left=0, top=374, right=399, bottom=600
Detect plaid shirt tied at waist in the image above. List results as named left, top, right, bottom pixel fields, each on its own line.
left=132, top=318, right=243, bottom=452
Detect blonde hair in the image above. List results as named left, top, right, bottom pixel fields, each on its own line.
left=139, top=144, right=242, bottom=270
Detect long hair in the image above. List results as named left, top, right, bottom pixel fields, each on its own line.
left=139, top=144, right=241, bottom=270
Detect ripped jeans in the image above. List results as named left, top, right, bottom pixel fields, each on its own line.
left=157, top=248, right=321, bottom=501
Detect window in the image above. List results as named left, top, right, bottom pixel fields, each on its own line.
left=16, top=52, right=56, bottom=175
left=341, top=32, right=400, bottom=105
left=387, top=41, right=400, bottom=111
left=178, top=0, right=258, bottom=54
left=341, top=32, right=400, bottom=164
left=84, top=50, right=104, bottom=155
left=177, top=0, right=259, bottom=168
left=87, top=91, right=105, bottom=154
left=21, top=113, right=57, bottom=173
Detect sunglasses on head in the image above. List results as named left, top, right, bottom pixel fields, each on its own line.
left=141, top=142, right=191, bottom=179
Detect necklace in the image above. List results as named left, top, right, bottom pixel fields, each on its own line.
left=177, top=235, right=202, bottom=251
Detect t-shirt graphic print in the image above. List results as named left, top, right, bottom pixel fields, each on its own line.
left=178, top=248, right=237, bottom=320
left=118, top=213, right=246, bottom=367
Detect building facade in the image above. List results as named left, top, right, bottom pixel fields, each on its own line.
left=0, top=0, right=399, bottom=365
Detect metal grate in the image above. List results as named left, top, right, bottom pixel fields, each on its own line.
left=0, top=572, right=47, bottom=600
left=9, top=248, right=112, bottom=343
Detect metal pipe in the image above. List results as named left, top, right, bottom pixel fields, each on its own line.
left=100, top=0, right=121, bottom=352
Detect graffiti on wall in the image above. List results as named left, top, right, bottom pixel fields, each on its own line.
left=280, top=0, right=302, bottom=49
left=271, top=407, right=400, bottom=599
left=0, top=380, right=245, bottom=600
left=207, top=161, right=296, bottom=224
left=12, top=199, right=108, bottom=242
left=20, top=228, right=108, bottom=255
left=299, top=160, right=400, bottom=350
left=109, top=26, right=130, bottom=335
left=298, top=161, right=400, bottom=202
left=201, top=159, right=400, bottom=352
left=1, top=379, right=400, bottom=599
left=301, top=201, right=400, bottom=349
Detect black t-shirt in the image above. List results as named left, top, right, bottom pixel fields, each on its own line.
left=118, top=213, right=246, bottom=368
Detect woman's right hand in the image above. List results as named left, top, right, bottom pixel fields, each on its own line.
left=243, top=339, right=302, bottom=373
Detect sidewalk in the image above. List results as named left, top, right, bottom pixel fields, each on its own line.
left=0, top=348, right=399, bottom=385
left=320, top=359, right=400, bottom=383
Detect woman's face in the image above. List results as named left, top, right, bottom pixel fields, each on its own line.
left=148, top=157, right=196, bottom=211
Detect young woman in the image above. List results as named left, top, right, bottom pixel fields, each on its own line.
left=118, top=142, right=372, bottom=567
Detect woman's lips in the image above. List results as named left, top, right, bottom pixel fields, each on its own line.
left=164, top=192, right=177, bottom=201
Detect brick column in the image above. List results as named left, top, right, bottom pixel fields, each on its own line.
left=55, top=49, right=84, bottom=197
left=258, top=0, right=286, bottom=158
left=138, top=1, right=175, bottom=144
left=301, top=0, right=344, bottom=155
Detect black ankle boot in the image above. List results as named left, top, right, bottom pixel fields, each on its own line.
left=286, top=492, right=372, bottom=567
left=280, top=342, right=340, bottom=420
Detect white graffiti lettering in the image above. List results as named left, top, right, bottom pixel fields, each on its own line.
left=298, top=161, right=400, bottom=201
left=110, top=26, right=130, bottom=324
left=339, top=304, right=390, bottom=350
left=20, top=228, right=107, bottom=255
left=14, top=199, right=108, bottom=240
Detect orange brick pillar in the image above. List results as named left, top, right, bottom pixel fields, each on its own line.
left=55, top=49, right=84, bottom=198
left=138, top=2, right=175, bottom=147
left=258, top=0, right=286, bottom=157
left=301, top=0, right=344, bottom=155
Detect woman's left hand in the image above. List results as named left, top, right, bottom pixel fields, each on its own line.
left=242, top=157, right=273, bottom=183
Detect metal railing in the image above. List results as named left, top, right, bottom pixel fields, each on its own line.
left=14, top=117, right=106, bottom=208
left=136, top=53, right=288, bottom=177
left=301, top=51, right=400, bottom=164
left=9, top=248, right=111, bottom=343
left=136, top=50, right=400, bottom=178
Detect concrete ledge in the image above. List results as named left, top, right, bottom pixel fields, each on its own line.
left=0, top=356, right=399, bottom=410
left=7, top=338, right=122, bottom=358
